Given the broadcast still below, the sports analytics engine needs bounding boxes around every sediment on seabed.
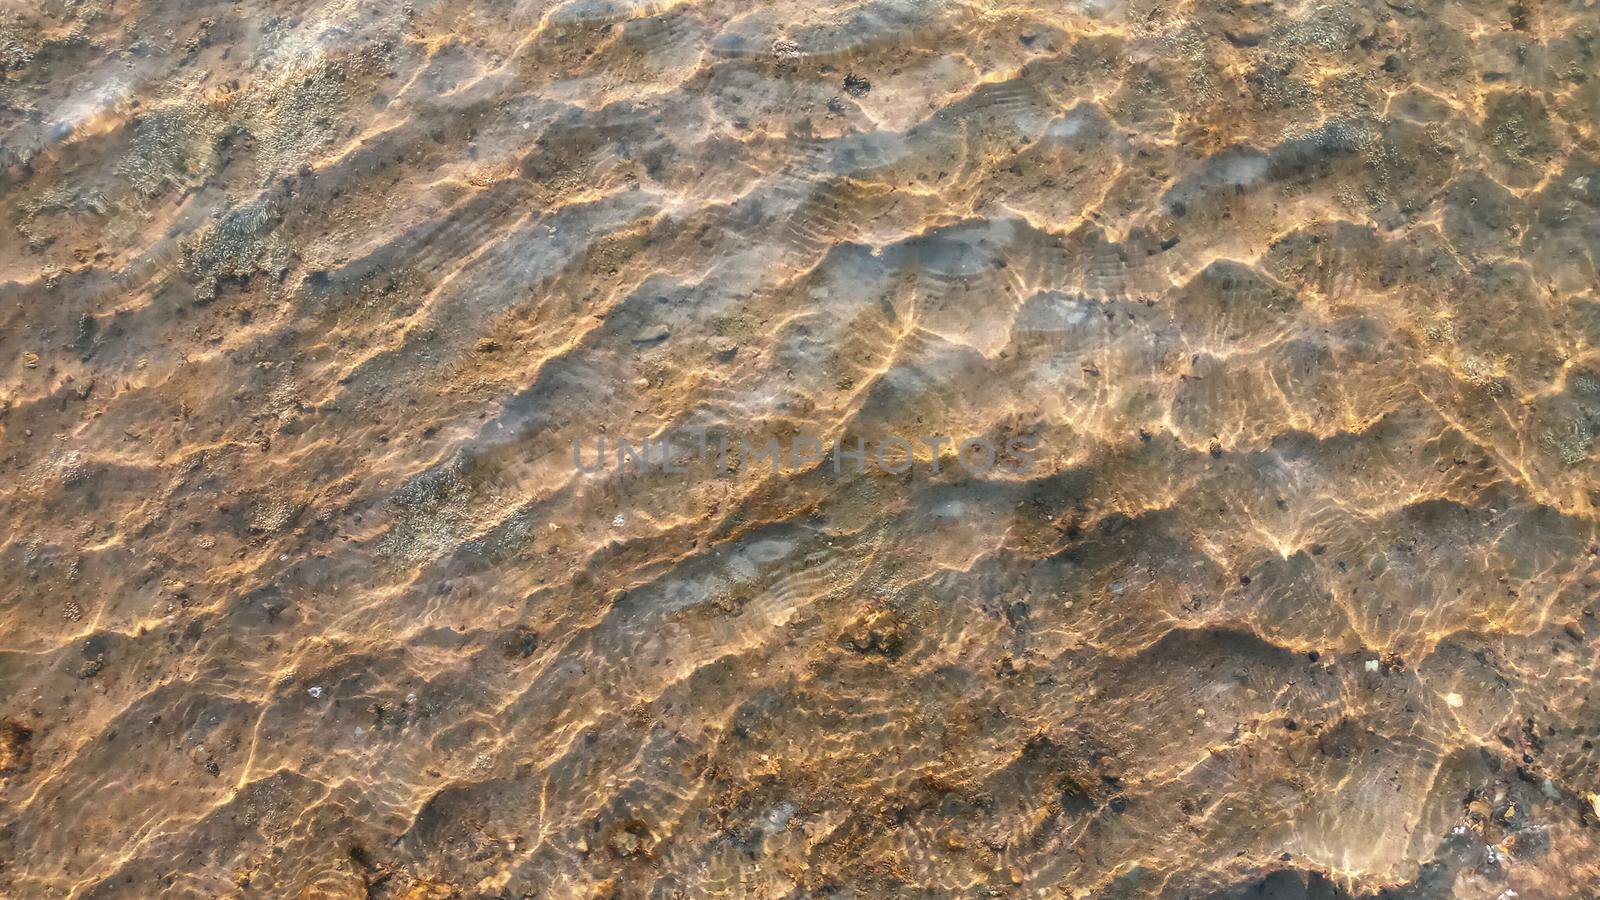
[1,0,1599,896]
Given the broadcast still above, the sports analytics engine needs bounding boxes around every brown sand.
[2,0,1600,896]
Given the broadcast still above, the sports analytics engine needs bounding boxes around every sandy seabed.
[3,0,1600,897]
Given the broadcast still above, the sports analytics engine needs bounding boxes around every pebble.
[609,830,641,856]
[308,686,325,699]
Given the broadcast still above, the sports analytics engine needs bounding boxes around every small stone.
[1364,659,1381,673]
[22,352,39,369]
[308,686,325,699]
[611,831,638,854]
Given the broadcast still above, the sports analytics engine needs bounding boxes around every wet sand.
[2,0,1600,896]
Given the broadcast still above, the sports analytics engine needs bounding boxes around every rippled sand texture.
[3,0,1600,896]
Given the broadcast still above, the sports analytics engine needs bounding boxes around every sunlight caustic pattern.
[2,0,1600,896]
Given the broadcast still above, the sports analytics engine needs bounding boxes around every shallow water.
[2,0,1600,897]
